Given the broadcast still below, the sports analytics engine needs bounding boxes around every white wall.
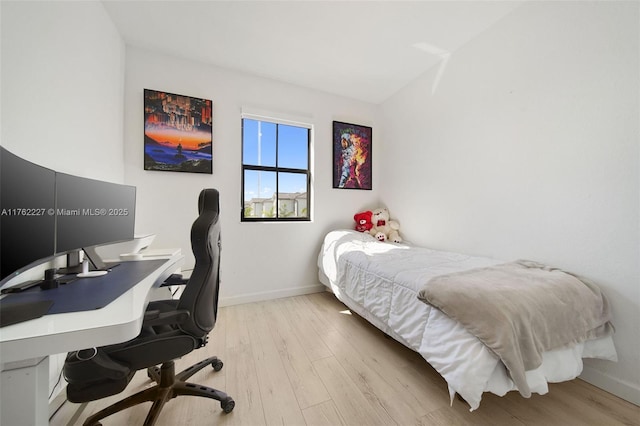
[380,1,639,404]
[123,47,379,306]
[1,0,125,181]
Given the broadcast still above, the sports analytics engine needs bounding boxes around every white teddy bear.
[369,207,402,243]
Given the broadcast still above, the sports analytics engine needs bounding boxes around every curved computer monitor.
[54,172,136,256]
[0,148,136,283]
[0,147,56,282]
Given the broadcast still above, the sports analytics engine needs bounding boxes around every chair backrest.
[176,188,221,338]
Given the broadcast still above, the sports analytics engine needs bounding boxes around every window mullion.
[275,124,279,219]
[244,164,278,173]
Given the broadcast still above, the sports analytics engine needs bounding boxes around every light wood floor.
[51,292,639,426]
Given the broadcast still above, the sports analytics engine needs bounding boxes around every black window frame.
[241,117,311,222]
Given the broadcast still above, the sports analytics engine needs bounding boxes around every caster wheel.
[212,360,223,371]
[221,398,235,413]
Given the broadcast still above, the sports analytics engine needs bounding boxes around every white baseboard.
[219,284,326,307]
[580,365,640,406]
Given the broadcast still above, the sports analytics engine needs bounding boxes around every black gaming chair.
[63,188,234,426]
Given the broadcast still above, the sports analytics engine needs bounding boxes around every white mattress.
[317,230,617,410]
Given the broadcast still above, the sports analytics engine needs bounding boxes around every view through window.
[241,117,311,221]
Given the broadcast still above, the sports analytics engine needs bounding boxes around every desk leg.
[1,356,50,426]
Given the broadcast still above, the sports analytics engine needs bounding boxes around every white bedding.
[317,229,618,410]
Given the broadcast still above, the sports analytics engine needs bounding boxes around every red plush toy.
[354,210,373,233]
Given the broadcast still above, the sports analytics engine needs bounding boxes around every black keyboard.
[0,300,54,327]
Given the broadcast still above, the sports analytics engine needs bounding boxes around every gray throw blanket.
[417,260,614,397]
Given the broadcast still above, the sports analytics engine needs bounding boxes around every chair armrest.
[161,273,188,287]
[143,309,190,327]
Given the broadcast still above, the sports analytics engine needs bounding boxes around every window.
[241,115,311,221]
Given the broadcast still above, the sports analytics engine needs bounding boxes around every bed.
[317,229,617,411]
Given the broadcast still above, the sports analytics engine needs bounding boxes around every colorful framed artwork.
[143,89,213,173]
[332,121,372,190]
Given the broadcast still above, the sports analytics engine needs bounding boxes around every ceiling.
[102,0,523,104]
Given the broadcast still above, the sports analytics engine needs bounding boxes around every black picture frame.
[143,89,213,174]
[332,121,372,190]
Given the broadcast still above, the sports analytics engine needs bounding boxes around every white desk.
[0,254,183,426]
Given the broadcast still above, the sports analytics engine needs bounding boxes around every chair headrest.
[198,189,220,216]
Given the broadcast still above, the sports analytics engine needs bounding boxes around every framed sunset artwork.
[143,89,213,174]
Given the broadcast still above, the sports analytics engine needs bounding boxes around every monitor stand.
[56,250,84,274]
[82,246,108,271]
[77,270,108,278]
[76,259,108,278]
[57,248,111,275]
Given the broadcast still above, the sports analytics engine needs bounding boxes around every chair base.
[82,356,234,426]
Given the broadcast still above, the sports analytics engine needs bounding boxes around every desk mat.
[0,259,167,316]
